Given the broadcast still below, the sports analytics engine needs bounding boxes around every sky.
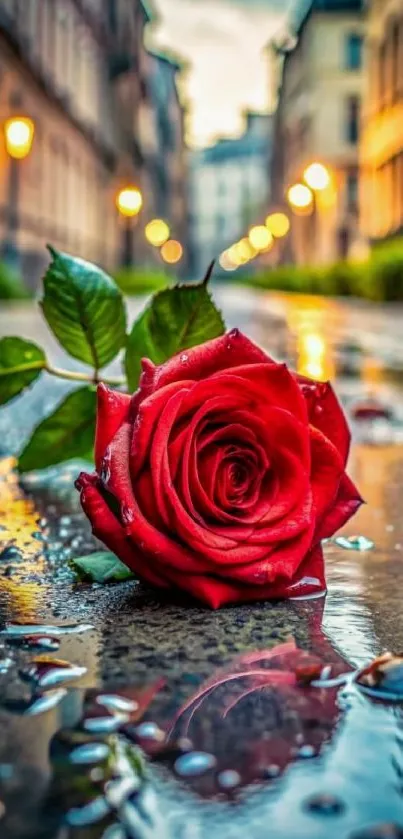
[150,0,295,147]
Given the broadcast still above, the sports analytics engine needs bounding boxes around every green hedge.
[0,262,30,300]
[243,238,403,303]
[113,267,171,296]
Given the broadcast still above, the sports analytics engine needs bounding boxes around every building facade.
[270,0,365,265]
[139,49,189,272]
[0,0,152,289]
[189,112,272,278]
[360,0,403,242]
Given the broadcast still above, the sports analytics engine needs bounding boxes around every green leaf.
[18,386,96,473]
[125,282,225,390]
[41,247,127,369]
[70,551,135,583]
[0,337,46,405]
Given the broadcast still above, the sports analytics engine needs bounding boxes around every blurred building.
[139,49,189,273]
[189,112,273,278]
[0,0,156,289]
[360,0,403,243]
[270,0,365,265]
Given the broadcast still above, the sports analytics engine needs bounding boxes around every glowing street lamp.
[303,162,330,192]
[161,239,183,265]
[2,115,36,270]
[116,186,143,218]
[145,218,170,247]
[4,116,35,160]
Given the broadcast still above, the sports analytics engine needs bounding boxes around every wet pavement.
[1,288,403,837]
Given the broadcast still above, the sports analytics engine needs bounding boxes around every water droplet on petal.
[174,751,217,778]
[66,796,111,827]
[297,744,316,759]
[334,535,374,552]
[69,742,110,765]
[304,793,345,815]
[97,694,139,714]
[217,769,241,790]
[180,353,189,363]
[134,722,165,742]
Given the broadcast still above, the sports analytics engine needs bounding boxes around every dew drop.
[69,742,110,765]
[7,634,60,653]
[174,751,217,778]
[334,535,374,552]
[82,714,125,734]
[134,721,165,742]
[180,353,189,363]
[304,793,345,815]
[20,657,87,688]
[3,689,67,716]
[217,769,241,790]
[0,657,12,674]
[66,796,111,827]
[96,694,139,714]
[297,744,316,759]
[1,621,94,637]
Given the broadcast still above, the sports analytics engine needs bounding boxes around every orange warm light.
[161,239,183,264]
[287,183,313,211]
[304,162,331,192]
[4,116,35,159]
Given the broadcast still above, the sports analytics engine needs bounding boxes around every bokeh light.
[248,225,273,251]
[304,162,330,192]
[219,250,237,271]
[145,218,170,247]
[116,187,143,217]
[161,239,183,264]
[4,116,35,159]
[287,183,313,211]
[265,212,290,238]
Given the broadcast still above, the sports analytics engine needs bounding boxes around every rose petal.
[315,473,363,541]
[95,385,131,471]
[297,376,350,466]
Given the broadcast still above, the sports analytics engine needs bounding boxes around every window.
[346,169,358,213]
[345,34,363,70]
[345,95,360,144]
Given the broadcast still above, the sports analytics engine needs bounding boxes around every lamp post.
[2,116,35,270]
[116,186,143,267]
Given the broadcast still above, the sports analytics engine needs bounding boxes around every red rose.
[76,330,362,609]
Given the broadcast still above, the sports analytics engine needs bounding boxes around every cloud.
[151,0,290,145]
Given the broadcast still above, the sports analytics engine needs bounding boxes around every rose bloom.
[76,330,362,609]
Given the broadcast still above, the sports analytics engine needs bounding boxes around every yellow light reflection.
[298,331,327,381]
[265,212,290,238]
[0,457,49,619]
[248,225,273,251]
[145,218,170,247]
[116,186,143,217]
[235,238,257,263]
[4,116,35,159]
[303,162,330,192]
